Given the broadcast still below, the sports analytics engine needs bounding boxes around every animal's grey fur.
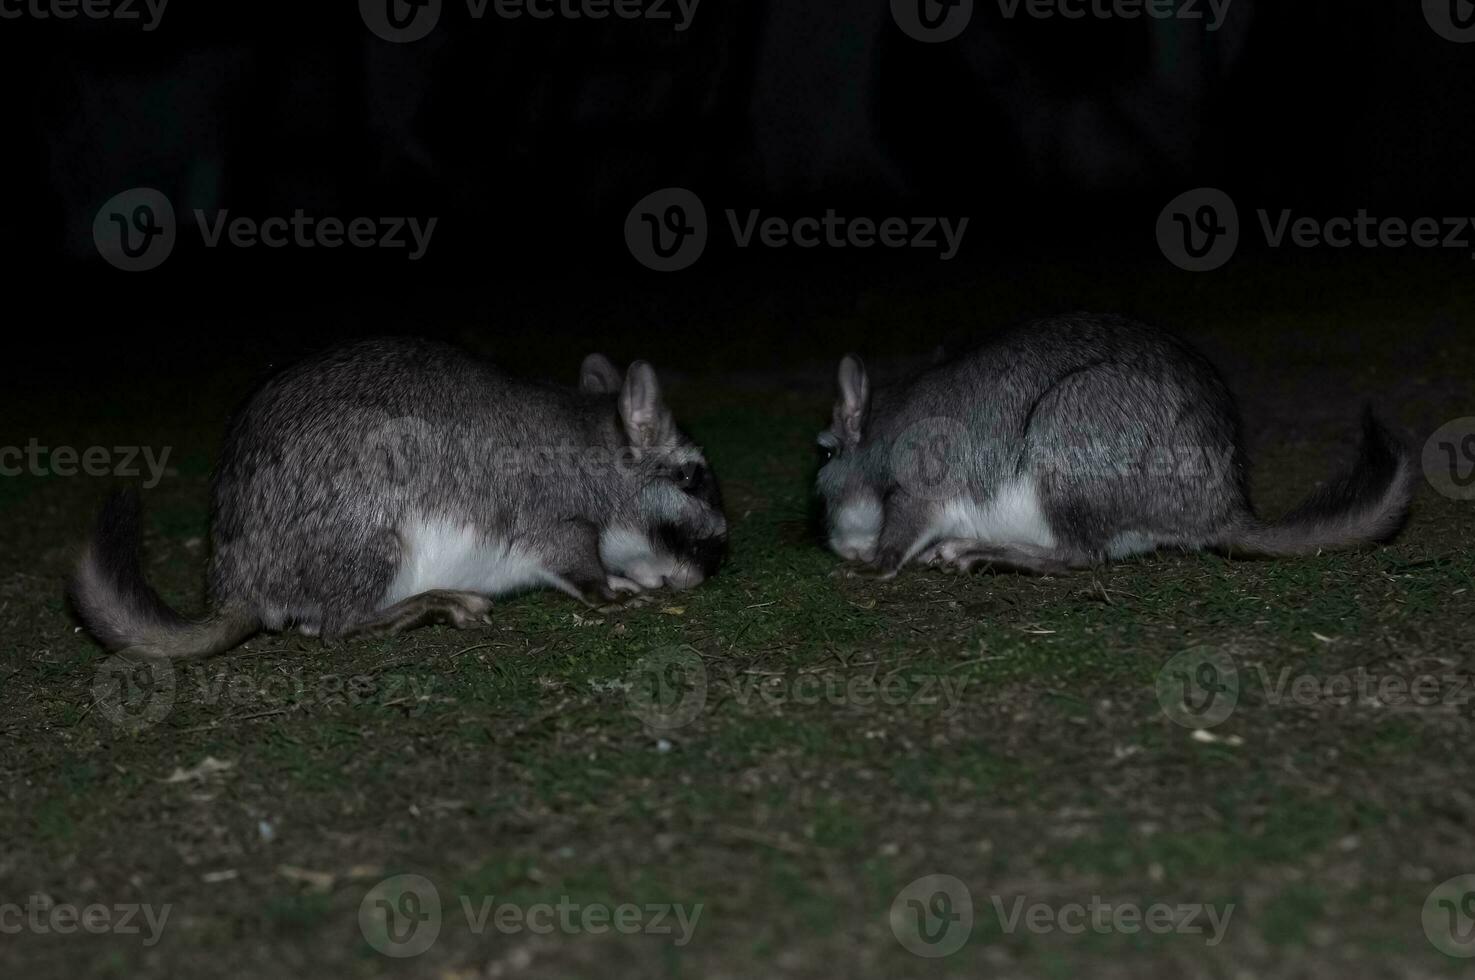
[816,313,1415,576]
[71,337,727,658]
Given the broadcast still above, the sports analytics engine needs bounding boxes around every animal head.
[581,353,728,589]
[815,354,885,563]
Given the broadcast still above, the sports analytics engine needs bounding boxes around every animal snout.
[663,566,706,591]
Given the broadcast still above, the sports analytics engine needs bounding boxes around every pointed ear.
[834,353,870,446]
[579,353,623,395]
[619,361,676,449]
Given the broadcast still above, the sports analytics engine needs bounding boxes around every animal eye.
[674,462,706,493]
[817,442,836,465]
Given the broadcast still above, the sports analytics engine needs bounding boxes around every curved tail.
[69,491,259,659]
[1223,409,1416,558]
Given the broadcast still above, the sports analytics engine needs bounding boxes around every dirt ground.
[2,254,1472,978]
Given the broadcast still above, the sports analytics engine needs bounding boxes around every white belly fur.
[923,475,1056,554]
[382,516,557,607]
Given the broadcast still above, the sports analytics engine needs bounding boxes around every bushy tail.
[1224,409,1416,558]
[69,491,258,659]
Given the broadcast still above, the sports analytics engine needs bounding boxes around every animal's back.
[886,315,1250,554]
[205,338,589,626]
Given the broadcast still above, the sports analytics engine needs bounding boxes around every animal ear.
[619,361,677,449]
[834,353,870,446]
[579,353,623,395]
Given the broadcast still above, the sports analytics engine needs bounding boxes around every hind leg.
[926,539,1089,576]
[343,590,494,638]
[295,524,403,641]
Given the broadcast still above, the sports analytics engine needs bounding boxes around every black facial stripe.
[691,471,723,512]
[653,521,728,580]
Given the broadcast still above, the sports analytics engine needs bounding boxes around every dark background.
[0,0,1470,391]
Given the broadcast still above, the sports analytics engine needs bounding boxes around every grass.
[2,259,1474,978]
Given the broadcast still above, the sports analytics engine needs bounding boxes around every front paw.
[585,577,660,613]
[845,548,905,581]
[846,566,898,581]
[606,575,646,595]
